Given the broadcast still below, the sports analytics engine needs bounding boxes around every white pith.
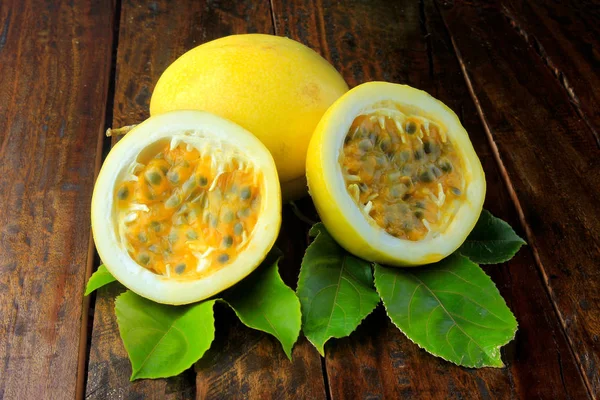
[317,82,485,265]
[92,110,281,304]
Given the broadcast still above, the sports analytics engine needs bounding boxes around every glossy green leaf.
[84,264,116,296]
[374,254,517,367]
[224,254,301,359]
[459,210,526,264]
[115,291,216,380]
[297,223,380,355]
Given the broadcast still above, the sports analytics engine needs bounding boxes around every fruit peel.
[149,34,349,200]
[306,82,486,266]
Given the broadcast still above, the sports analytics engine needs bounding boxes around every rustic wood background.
[0,0,598,399]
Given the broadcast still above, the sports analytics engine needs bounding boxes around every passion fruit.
[306,82,485,266]
[92,110,281,304]
[149,34,349,200]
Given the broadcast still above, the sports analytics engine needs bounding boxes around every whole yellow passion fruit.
[306,82,486,266]
[150,34,349,200]
[92,110,281,304]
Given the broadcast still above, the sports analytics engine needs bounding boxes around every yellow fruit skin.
[306,82,486,266]
[92,111,281,305]
[150,34,349,200]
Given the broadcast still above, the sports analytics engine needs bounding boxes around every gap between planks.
[76,0,123,399]
[437,5,595,398]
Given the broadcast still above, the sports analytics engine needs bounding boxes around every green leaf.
[374,254,517,368]
[115,291,216,380]
[459,210,526,264]
[297,223,380,355]
[84,265,116,295]
[224,254,301,359]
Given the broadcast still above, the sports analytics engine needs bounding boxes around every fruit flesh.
[115,139,261,280]
[341,103,465,241]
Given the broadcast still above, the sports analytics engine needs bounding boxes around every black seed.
[138,233,148,243]
[390,184,408,198]
[402,193,412,201]
[359,139,373,151]
[376,154,387,166]
[380,139,391,152]
[406,121,417,135]
[240,187,252,200]
[148,245,159,253]
[222,235,233,248]
[414,210,424,219]
[146,171,162,185]
[234,222,244,236]
[149,221,161,232]
[415,201,426,209]
[218,253,230,263]
[451,187,462,196]
[401,165,412,176]
[175,263,186,274]
[423,142,433,154]
[414,148,424,160]
[117,187,129,200]
[159,165,169,174]
[369,132,377,143]
[198,175,208,186]
[432,166,443,178]
[186,230,198,240]
[438,159,453,173]
[399,150,411,163]
[419,170,435,183]
[168,232,178,243]
[358,182,368,192]
[137,253,150,265]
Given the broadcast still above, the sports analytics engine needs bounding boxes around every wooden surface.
[0,0,597,399]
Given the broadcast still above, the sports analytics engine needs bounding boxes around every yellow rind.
[92,110,281,304]
[149,34,349,200]
[306,82,486,266]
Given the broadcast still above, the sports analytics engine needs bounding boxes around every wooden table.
[1,0,598,398]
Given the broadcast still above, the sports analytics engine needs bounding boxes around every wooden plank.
[195,204,327,400]
[271,0,590,398]
[439,1,600,396]
[496,0,600,146]
[0,0,114,398]
[85,1,326,398]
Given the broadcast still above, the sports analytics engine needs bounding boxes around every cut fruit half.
[92,110,281,304]
[306,82,486,266]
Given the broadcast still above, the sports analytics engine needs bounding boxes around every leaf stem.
[289,201,318,226]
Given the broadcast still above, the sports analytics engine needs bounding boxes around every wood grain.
[194,205,326,400]
[439,0,600,396]
[272,0,590,398]
[86,1,326,398]
[0,0,114,398]
[496,0,600,146]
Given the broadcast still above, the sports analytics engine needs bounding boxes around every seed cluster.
[342,110,464,241]
[115,140,261,278]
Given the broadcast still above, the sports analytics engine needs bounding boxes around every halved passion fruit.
[92,110,281,304]
[306,82,485,266]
